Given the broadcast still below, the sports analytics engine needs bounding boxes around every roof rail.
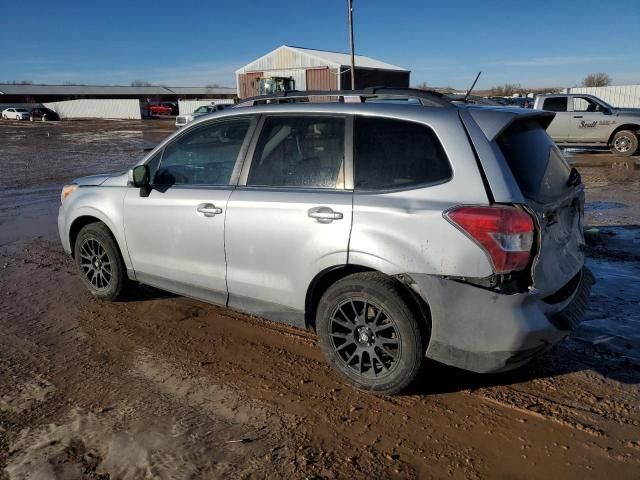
[236,86,456,108]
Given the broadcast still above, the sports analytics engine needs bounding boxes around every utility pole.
[348,0,356,90]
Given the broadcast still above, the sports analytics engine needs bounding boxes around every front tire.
[610,130,639,156]
[316,273,425,395]
[74,223,127,301]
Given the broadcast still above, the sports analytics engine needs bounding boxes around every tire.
[610,130,639,156]
[316,272,425,394]
[73,223,127,301]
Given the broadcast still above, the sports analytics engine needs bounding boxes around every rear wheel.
[610,130,639,156]
[316,273,425,394]
[74,223,127,300]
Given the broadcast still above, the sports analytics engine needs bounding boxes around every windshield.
[194,106,208,113]
[16,108,28,112]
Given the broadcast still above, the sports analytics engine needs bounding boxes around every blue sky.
[1,0,638,89]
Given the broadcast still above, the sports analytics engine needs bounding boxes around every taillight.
[445,205,535,273]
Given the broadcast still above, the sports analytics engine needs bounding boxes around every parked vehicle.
[507,97,534,108]
[2,107,30,120]
[30,107,60,121]
[150,102,178,116]
[534,93,640,156]
[446,94,501,106]
[58,89,592,394]
[175,104,231,127]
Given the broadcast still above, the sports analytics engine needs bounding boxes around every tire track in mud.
[2,238,640,478]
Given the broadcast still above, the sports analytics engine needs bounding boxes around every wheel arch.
[608,123,640,144]
[69,216,127,268]
[305,265,432,345]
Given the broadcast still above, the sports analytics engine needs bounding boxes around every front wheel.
[74,223,128,300]
[316,273,425,394]
[610,130,639,156]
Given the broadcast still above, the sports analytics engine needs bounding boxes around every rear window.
[542,97,567,112]
[497,119,572,203]
[354,116,452,190]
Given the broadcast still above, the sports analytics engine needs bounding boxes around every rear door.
[225,114,353,325]
[496,117,585,294]
[539,96,571,142]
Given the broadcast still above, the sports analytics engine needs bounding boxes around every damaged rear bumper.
[406,267,594,373]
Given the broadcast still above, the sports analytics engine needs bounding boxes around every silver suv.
[58,89,593,394]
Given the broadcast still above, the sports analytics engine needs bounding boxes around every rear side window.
[247,116,345,189]
[542,97,567,112]
[497,119,572,204]
[354,117,451,190]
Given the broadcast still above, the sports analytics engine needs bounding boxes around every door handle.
[308,206,343,223]
[197,203,223,217]
[573,115,583,118]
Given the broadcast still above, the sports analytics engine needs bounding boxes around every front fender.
[61,186,133,272]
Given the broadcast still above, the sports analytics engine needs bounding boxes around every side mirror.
[132,164,150,188]
[603,108,612,115]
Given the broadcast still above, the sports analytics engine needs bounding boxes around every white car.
[175,104,232,127]
[2,108,30,120]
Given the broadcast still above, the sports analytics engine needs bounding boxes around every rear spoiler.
[457,107,556,205]
[461,106,555,141]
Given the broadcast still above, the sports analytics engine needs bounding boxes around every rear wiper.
[566,167,581,187]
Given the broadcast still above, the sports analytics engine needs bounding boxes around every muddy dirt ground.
[0,119,639,479]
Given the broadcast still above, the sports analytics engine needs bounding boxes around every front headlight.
[61,184,78,204]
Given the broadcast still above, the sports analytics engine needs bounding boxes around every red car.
[149,103,177,116]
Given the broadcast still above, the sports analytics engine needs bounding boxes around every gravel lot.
[1,119,639,479]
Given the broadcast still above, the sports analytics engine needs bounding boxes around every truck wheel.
[316,272,424,395]
[610,130,639,156]
[74,223,128,301]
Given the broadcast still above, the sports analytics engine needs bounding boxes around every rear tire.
[74,223,127,301]
[316,272,425,395]
[610,130,639,156]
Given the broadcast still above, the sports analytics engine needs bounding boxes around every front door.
[123,117,254,304]
[225,114,353,326]
[568,96,610,142]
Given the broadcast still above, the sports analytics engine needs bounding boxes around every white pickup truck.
[533,93,640,156]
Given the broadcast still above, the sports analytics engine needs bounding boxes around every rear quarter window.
[497,119,572,204]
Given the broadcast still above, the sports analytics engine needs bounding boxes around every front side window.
[542,97,568,112]
[154,118,250,186]
[354,116,452,190]
[247,116,345,189]
[573,97,606,113]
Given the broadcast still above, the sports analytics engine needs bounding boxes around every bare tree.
[4,80,34,84]
[130,80,153,87]
[582,73,611,88]
[412,82,429,91]
[491,83,522,97]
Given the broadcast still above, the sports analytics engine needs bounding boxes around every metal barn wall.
[238,47,332,73]
[567,85,640,108]
[43,99,141,119]
[306,67,338,90]
[178,99,235,116]
[238,72,263,98]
